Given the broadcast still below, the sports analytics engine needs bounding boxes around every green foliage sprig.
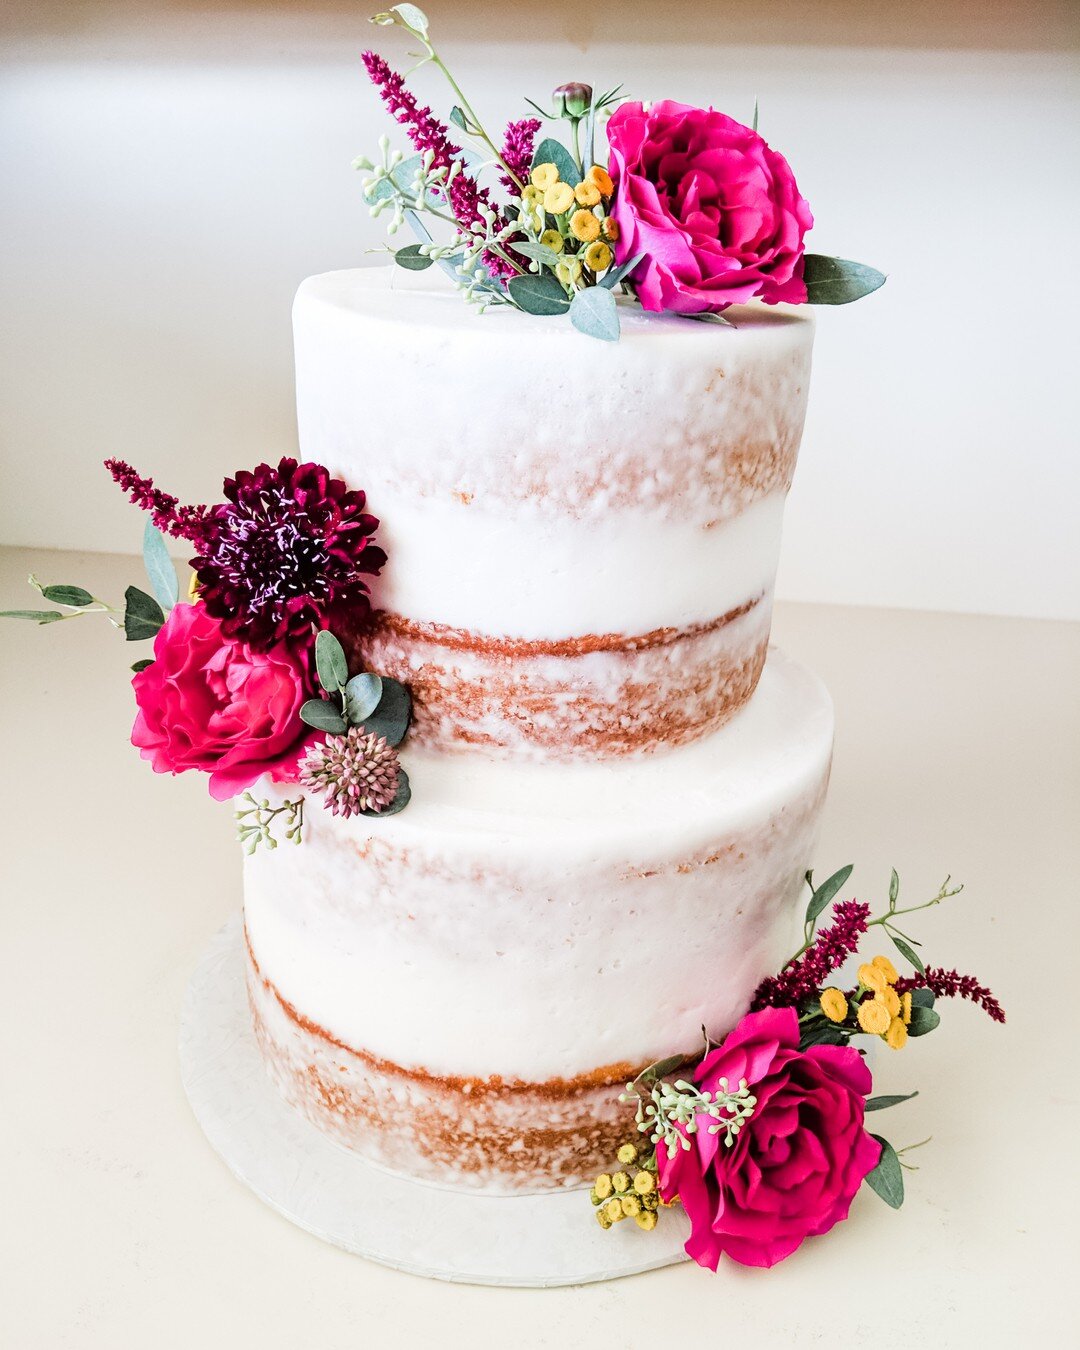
[235,793,305,853]
[299,629,413,746]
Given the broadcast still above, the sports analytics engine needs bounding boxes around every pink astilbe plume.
[499,116,540,195]
[361,50,493,230]
[751,900,871,1010]
[105,458,212,547]
[895,966,1006,1023]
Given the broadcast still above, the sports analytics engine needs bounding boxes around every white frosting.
[243,650,833,1081]
[293,267,814,640]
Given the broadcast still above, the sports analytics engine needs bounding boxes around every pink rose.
[658,1007,880,1269]
[131,602,311,801]
[607,100,813,314]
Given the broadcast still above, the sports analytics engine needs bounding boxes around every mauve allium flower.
[131,603,310,801]
[658,1007,880,1269]
[607,100,814,313]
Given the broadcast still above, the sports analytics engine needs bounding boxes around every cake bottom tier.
[242,649,833,1193]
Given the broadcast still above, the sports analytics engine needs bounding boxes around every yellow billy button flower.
[880,985,901,1018]
[635,1210,658,1231]
[819,987,848,1023]
[584,240,612,272]
[539,228,564,254]
[556,259,583,286]
[187,570,202,602]
[858,962,888,995]
[531,162,559,191]
[611,1171,630,1194]
[872,954,900,985]
[857,998,891,1036]
[596,1208,613,1230]
[601,216,620,242]
[616,1143,638,1166]
[521,184,544,207]
[633,1170,655,1196]
[570,209,601,243]
[621,1194,642,1218]
[901,991,913,1025]
[544,182,575,214]
[593,1172,613,1200]
[586,164,615,198]
[886,1016,909,1050]
[574,179,602,207]
[603,1197,624,1224]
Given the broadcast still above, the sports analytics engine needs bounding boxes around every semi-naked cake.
[242,266,833,1192]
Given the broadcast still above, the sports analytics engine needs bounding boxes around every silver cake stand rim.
[178,914,690,1287]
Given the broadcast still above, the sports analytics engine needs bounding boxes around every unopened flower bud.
[553,83,593,119]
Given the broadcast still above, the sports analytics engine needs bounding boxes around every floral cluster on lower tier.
[356,5,884,340]
[590,867,1004,1270]
[0,457,414,842]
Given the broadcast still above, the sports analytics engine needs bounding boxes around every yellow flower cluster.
[521,162,617,287]
[590,1141,663,1231]
[819,955,912,1048]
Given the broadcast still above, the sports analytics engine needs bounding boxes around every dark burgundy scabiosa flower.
[193,458,386,648]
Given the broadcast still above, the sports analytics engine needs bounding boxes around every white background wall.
[2,2,1078,619]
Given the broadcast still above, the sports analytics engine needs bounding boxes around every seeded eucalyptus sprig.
[235,793,305,853]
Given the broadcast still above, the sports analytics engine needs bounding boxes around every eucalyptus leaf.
[299,698,348,736]
[391,3,428,36]
[344,672,384,724]
[123,586,165,641]
[131,658,154,674]
[358,677,413,747]
[142,520,179,610]
[889,867,900,909]
[891,932,926,974]
[865,1091,919,1112]
[315,629,349,694]
[0,609,65,623]
[449,105,468,132]
[804,863,854,927]
[910,987,936,1010]
[394,243,433,272]
[41,584,94,608]
[600,250,646,290]
[531,136,582,187]
[507,273,571,316]
[569,285,620,341]
[865,1136,904,1208]
[802,254,886,305]
[907,1006,941,1038]
[358,767,412,817]
[513,240,564,269]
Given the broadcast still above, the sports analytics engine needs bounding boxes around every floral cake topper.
[358,4,884,339]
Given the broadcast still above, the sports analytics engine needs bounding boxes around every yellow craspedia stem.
[635,1210,658,1231]
[596,1208,613,1230]
[611,1171,630,1194]
[539,229,564,254]
[872,954,900,985]
[616,1143,638,1166]
[593,1172,613,1200]
[570,209,601,243]
[531,162,559,190]
[603,1197,624,1224]
[901,991,913,1025]
[880,986,901,1018]
[885,1016,909,1050]
[858,962,888,995]
[544,182,575,214]
[521,184,545,206]
[633,1170,655,1195]
[621,1195,642,1217]
[586,165,615,197]
[857,998,891,1036]
[584,240,612,272]
[819,987,848,1023]
[574,179,602,207]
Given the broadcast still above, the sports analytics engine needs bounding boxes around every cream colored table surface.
[1,545,1077,1348]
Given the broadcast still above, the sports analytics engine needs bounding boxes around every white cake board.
[178,915,691,1287]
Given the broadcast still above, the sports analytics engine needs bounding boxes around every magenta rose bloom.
[607,100,813,314]
[131,602,310,801]
[657,1007,880,1269]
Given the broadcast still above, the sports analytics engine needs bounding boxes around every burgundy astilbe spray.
[499,116,541,195]
[751,900,871,1010]
[105,459,212,547]
[895,966,1006,1023]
